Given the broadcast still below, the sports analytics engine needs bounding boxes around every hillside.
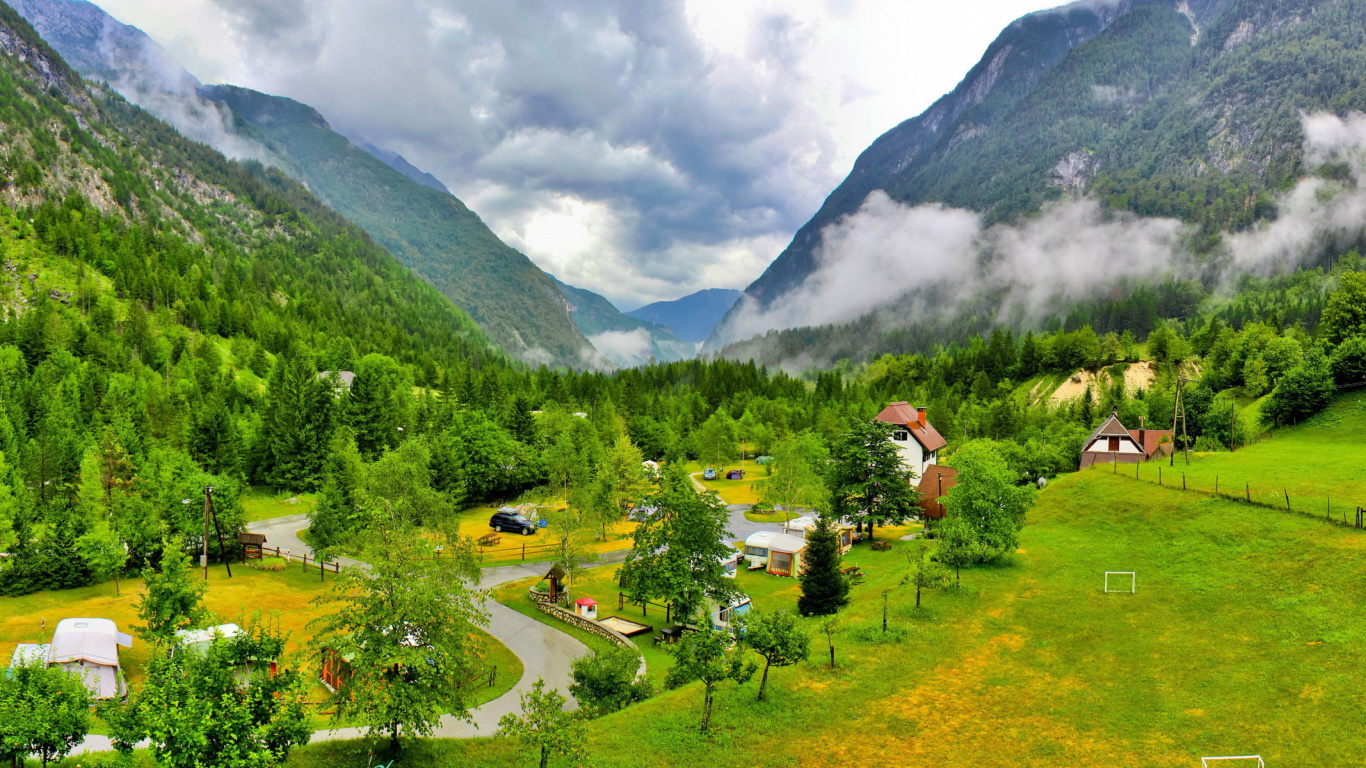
[626,287,740,344]
[709,0,1365,355]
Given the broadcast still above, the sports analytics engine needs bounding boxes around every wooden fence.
[1099,463,1364,531]
[256,539,565,578]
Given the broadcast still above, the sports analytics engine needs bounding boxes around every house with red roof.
[874,402,947,479]
[1079,408,1174,469]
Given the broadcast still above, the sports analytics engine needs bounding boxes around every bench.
[477,532,502,547]
[870,540,893,552]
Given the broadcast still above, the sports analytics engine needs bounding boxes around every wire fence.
[1094,462,1364,531]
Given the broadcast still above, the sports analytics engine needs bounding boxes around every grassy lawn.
[679,459,770,505]
[1140,393,1366,512]
[1,561,521,733]
[241,486,318,523]
[284,469,1366,767]
[453,502,636,567]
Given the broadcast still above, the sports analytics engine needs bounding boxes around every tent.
[47,618,132,700]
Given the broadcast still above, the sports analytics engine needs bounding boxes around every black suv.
[489,510,537,535]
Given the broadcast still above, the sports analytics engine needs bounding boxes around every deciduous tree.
[664,626,756,732]
[828,419,919,541]
[0,660,91,768]
[496,678,586,768]
[736,609,810,701]
[941,442,1034,558]
[568,647,651,715]
[137,536,208,640]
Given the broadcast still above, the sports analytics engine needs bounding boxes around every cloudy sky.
[95,0,1062,308]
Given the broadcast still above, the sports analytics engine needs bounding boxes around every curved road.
[75,516,630,753]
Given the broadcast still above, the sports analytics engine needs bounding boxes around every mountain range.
[9,0,702,369]
[625,288,741,344]
[706,0,1361,359]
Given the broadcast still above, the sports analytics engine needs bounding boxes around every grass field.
[1157,393,1366,513]
[0,561,522,731]
[453,503,637,566]
[281,469,1366,767]
[241,487,318,523]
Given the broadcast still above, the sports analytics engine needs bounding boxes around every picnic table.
[842,565,865,584]
[870,540,893,552]
[477,532,502,547]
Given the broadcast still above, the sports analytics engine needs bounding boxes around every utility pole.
[202,486,210,580]
[206,485,231,579]
[1169,376,1184,467]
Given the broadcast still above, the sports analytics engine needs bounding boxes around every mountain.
[0,0,493,373]
[625,288,741,344]
[349,138,451,195]
[709,0,1357,351]
[548,277,695,365]
[10,0,680,369]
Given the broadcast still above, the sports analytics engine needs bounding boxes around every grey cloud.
[208,0,834,305]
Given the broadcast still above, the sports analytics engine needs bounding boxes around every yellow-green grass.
[292,471,1366,767]
[744,509,796,523]
[0,563,521,730]
[454,503,636,565]
[1140,393,1366,513]
[241,487,318,523]
[680,459,770,505]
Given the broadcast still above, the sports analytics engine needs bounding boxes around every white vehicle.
[46,618,133,700]
[742,530,778,569]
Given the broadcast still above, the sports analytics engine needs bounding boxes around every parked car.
[489,510,537,535]
[702,467,717,480]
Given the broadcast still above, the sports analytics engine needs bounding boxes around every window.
[1108,437,1120,452]
[893,430,909,442]
[771,552,792,575]
[744,546,767,558]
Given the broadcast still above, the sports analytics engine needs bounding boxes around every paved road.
[74,519,633,753]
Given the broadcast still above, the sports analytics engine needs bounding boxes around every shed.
[1079,409,1174,468]
[918,465,960,520]
[238,532,267,560]
[48,618,132,700]
[765,533,809,577]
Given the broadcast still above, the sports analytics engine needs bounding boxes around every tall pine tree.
[797,514,848,616]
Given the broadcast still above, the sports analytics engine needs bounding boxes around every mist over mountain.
[625,288,742,344]
[706,0,1362,361]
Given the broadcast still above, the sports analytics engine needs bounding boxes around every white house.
[875,402,947,479]
[1079,409,1174,468]
[46,618,133,700]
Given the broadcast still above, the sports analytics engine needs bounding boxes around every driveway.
[74,519,634,753]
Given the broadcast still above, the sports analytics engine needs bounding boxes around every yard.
[296,468,1366,767]
[241,486,318,523]
[0,560,522,730]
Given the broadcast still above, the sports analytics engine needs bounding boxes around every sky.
[93,0,1066,309]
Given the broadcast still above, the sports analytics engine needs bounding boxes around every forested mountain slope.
[709,0,1362,355]
[11,0,697,368]
[548,275,695,365]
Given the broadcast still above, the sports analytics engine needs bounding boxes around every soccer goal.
[1201,757,1264,768]
[1103,571,1136,594]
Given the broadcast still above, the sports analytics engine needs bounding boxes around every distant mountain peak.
[626,288,741,344]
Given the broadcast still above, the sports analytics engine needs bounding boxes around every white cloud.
[89,0,1068,307]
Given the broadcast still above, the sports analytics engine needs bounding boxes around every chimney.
[916,406,927,427]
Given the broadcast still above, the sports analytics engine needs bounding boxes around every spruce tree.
[797,514,849,616]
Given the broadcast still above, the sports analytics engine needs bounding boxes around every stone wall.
[528,587,569,607]
[535,601,635,648]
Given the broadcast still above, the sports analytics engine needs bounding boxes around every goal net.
[1103,571,1135,594]
[1201,757,1264,768]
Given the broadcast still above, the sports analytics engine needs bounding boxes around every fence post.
[1215,476,1219,496]
[302,553,308,571]
[522,543,526,562]
[1245,482,1250,503]
[1183,474,1186,491]
[1159,467,1162,486]
[1284,489,1291,512]
[1327,494,1331,520]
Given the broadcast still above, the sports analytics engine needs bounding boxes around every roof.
[1082,412,1139,450]
[175,623,242,648]
[744,531,778,547]
[318,370,356,387]
[1128,429,1174,457]
[8,643,49,668]
[50,618,131,667]
[766,533,808,554]
[875,402,947,452]
[918,465,959,498]
[238,532,267,545]
[575,598,598,606]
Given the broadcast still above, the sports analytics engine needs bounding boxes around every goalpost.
[1201,757,1264,768]
[1103,571,1136,594]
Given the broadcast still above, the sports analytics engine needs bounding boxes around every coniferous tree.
[797,514,849,616]
[347,353,403,460]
